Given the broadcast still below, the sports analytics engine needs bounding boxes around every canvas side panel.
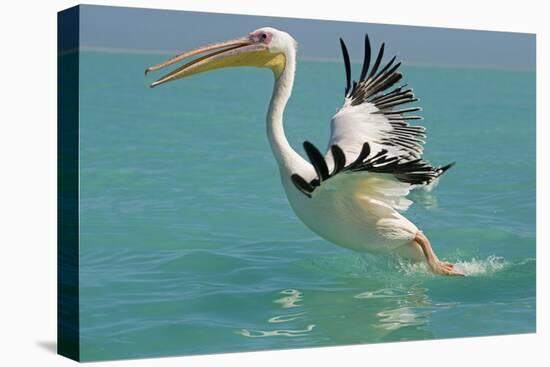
[57,5,80,362]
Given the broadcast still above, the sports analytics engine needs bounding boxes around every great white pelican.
[145,28,464,276]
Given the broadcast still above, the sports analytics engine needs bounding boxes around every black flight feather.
[367,43,385,80]
[331,145,346,175]
[340,38,351,95]
[347,142,371,170]
[290,36,453,198]
[291,174,314,197]
[304,141,330,182]
[359,34,371,82]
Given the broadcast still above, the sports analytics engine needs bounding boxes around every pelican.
[145,27,464,276]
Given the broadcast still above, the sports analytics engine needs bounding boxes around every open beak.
[145,36,279,88]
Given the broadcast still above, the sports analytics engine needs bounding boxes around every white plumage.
[329,102,423,165]
[146,27,463,276]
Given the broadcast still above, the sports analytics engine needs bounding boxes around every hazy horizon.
[76,4,536,70]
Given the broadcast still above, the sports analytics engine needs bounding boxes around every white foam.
[396,255,508,277]
[453,255,508,276]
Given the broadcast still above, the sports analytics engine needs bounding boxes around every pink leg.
[413,231,464,276]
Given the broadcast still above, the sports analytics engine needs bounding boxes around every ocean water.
[77,51,535,361]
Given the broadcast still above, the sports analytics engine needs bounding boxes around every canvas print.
[58,4,536,362]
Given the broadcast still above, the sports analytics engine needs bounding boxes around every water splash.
[453,255,508,276]
[409,186,439,209]
[396,255,508,276]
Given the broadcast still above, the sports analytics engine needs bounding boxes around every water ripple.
[237,289,315,338]
[236,325,316,338]
[274,289,304,308]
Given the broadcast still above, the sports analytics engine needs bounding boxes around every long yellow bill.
[145,36,285,88]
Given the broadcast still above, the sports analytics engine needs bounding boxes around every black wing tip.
[367,41,385,79]
[339,38,351,95]
[359,33,372,82]
[303,140,315,151]
[363,33,371,51]
[303,141,330,182]
[330,144,345,155]
[330,144,347,175]
[347,142,371,170]
[438,162,456,175]
[291,173,313,198]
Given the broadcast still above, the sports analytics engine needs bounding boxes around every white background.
[0,0,547,366]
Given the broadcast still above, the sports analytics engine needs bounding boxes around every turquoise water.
[78,51,535,361]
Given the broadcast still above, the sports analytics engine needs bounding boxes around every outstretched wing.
[291,142,452,200]
[291,34,453,209]
[328,35,426,166]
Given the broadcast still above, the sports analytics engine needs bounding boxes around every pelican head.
[145,27,297,87]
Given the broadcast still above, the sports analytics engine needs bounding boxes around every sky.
[78,4,535,70]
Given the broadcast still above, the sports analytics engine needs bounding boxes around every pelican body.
[146,28,463,276]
